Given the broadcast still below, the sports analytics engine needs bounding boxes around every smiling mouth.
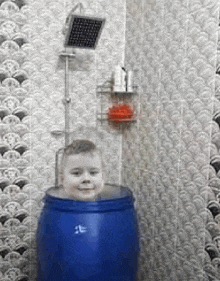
[78,187,96,191]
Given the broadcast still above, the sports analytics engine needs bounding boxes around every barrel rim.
[42,184,134,212]
[45,183,133,202]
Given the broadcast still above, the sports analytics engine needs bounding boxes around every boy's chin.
[64,187,104,201]
[78,188,104,201]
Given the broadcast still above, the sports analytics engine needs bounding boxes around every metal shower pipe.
[55,3,85,185]
[63,2,84,146]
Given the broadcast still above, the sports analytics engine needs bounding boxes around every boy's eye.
[69,170,100,176]
[90,171,98,175]
[71,171,82,175]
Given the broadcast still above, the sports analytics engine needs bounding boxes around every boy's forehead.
[64,151,102,166]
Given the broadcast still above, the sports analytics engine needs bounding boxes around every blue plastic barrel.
[36,185,139,281]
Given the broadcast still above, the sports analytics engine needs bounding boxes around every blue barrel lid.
[43,184,135,213]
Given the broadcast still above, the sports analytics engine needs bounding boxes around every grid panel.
[65,16,105,48]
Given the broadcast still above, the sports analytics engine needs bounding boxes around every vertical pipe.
[55,148,63,187]
[65,55,70,146]
[55,149,60,187]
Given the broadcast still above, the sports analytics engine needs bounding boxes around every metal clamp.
[62,98,71,104]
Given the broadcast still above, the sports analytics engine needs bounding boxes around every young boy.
[37,140,139,281]
[58,139,105,201]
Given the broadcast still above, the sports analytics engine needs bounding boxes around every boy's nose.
[82,179,91,183]
[82,172,91,183]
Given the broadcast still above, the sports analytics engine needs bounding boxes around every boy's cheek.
[99,180,105,191]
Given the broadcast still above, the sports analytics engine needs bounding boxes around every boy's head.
[60,139,104,201]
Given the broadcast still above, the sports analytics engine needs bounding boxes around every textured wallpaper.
[123,0,220,280]
[29,0,126,190]
[1,0,220,280]
[0,0,126,280]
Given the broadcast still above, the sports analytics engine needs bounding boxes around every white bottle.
[114,65,123,92]
[127,71,133,92]
[121,69,126,92]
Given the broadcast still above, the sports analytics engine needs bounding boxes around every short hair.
[59,140,101,182]
[63,139,97,155]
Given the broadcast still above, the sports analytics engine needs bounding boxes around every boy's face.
[61,151,104,201]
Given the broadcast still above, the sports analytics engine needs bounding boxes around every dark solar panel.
[64,15,105,49]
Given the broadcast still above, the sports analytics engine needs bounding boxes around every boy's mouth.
[78,186,96,191]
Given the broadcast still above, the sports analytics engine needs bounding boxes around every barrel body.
[36,186,139,281]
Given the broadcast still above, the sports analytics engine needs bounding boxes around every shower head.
[64,14,105,49]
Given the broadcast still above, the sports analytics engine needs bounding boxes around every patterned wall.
[28,0,126,189]
[0,0,126,280]
[0,0,38,280]
[123,0,220,280]
[2,0,220,280]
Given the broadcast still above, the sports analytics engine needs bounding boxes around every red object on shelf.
[107,103,135,123]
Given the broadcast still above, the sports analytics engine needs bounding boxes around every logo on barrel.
[74,225,87,234]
